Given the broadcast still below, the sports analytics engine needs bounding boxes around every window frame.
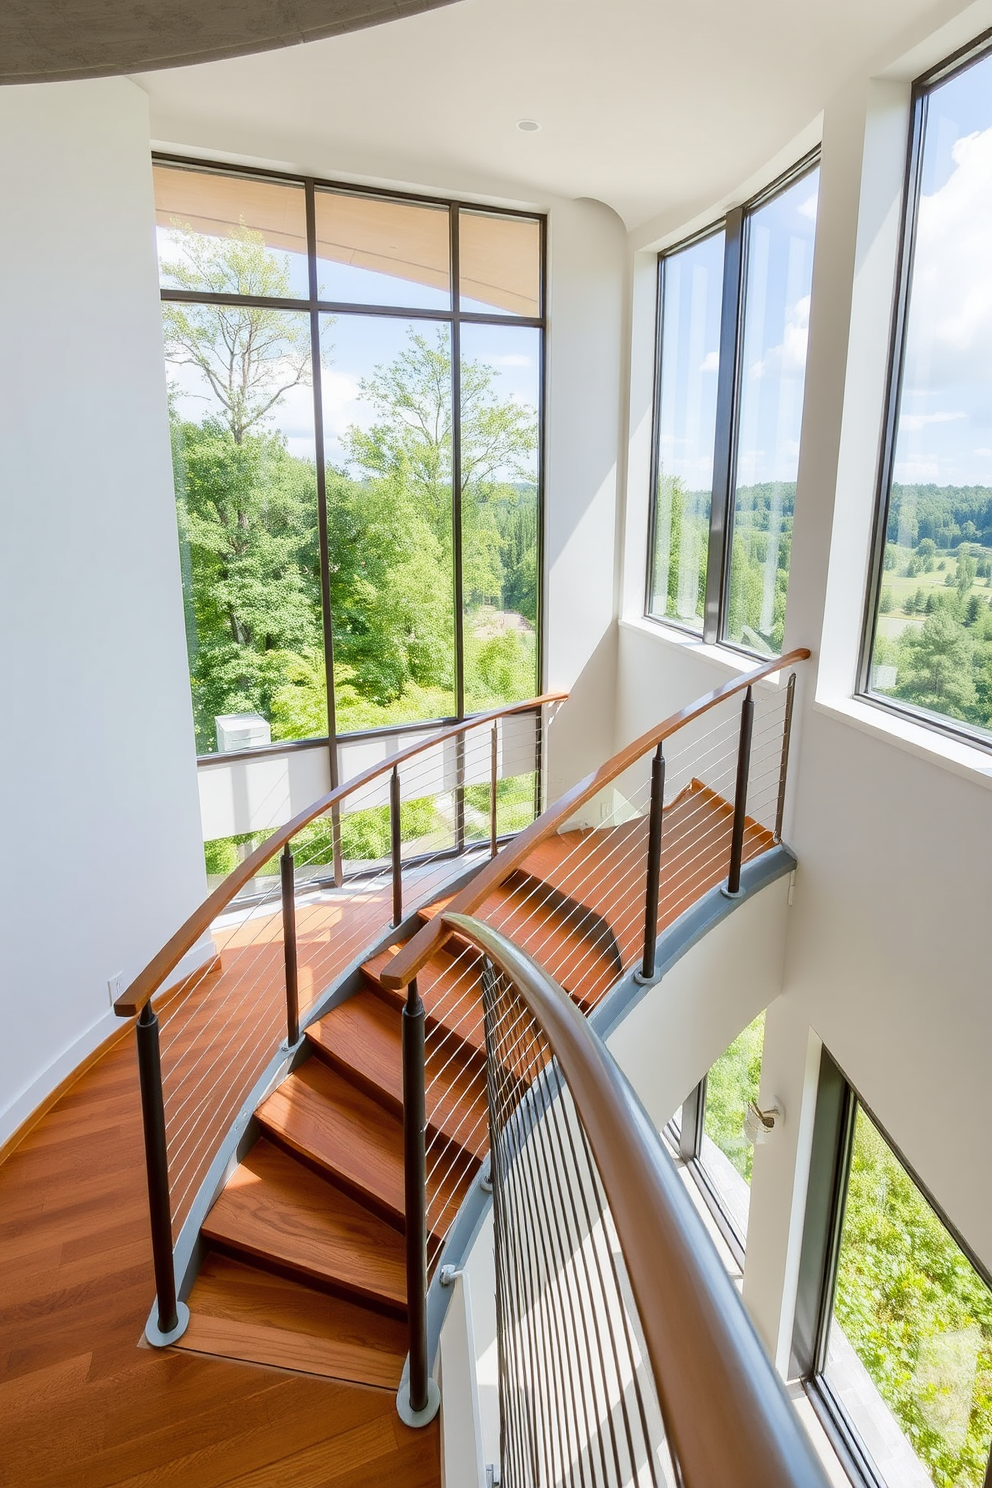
[858,31,992,756]
[666,1073,746,1269]
[645,148,820,655]
[792,1048,992,1488]
[153,151,547,767]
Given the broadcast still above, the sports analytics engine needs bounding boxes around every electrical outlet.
[108,972,124,1007]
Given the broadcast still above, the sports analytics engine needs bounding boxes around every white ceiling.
[137,0,944,233]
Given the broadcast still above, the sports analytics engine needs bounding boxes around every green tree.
[896,610,975,719]
[161,223,311,446]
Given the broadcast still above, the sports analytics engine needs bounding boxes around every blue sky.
[657,169,818,495]
[893,49,992,488]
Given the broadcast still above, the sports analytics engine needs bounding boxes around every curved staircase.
[173,842,630,1386]
[171,778,771,1388]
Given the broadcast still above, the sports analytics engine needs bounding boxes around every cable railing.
[381,649,808,1420]
[447,915,829,1488]
[113,691,565,1345]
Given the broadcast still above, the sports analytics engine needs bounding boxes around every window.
[647,155,819,655]
[154,158,544,757]
[793,1053,992,1488]
[863,39,992,748]
[669,1010,767,1260]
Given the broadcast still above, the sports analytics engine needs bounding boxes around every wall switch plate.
[108,972,124,1007]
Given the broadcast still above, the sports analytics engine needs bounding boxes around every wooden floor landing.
[0,1030,440,1488]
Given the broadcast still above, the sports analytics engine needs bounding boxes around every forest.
[654,474,992,737]
[164,226,540,760]
[872,483,992,736]
[652,476,794,652]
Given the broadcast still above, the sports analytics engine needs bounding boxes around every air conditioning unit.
[215,712,271,753]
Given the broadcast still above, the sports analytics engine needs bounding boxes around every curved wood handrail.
[115,692,566,1018]
[445,913,830,1488]
[380,648,809,990]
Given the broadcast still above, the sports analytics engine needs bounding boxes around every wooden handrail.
[446,913,830,1488]
[114,693,566,1018]
[380,649,809,990]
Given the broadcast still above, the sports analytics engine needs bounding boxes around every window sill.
[619,614,791,688]
[813,694,992,793]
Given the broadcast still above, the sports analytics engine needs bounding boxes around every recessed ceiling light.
[516,119,541,133]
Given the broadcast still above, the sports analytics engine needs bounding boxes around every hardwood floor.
[0,791,769,1485]
[0,1032,439,1488]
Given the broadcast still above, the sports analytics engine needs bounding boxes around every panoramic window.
[154,159,544,755]
[864,41,992,746]
[647,156,819,654]
[671,1010,766,1257]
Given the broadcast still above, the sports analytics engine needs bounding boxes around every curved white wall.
[0,80,209,1143]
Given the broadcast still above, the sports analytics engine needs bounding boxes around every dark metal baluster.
[135,1000,185,1342]
[401,976,438,1421]
[280,843,299,1046]
[725,684,754,897]
[391,765,403,927]
[490,720,499,859]
[773,672,797,843]
[638,744,666,982]
[330,802,344,889]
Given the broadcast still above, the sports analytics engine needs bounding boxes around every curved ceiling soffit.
[0,0,462,86]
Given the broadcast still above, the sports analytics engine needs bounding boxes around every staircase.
[172,780,769,1388]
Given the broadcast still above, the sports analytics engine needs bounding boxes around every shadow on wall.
[545,622,620,806]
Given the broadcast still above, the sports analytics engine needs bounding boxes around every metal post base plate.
[720,884,746,901]
[396,1377,441,1428]
[144,1300,190,1348]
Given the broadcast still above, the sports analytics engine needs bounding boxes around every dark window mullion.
[304,178,339,789]
[704,207,744,645]
[790,1049,855,1381]
[679,1078,706,1163]
[450,204,465,723]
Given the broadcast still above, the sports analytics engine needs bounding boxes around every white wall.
[542,197,627,803]
[0,79,209,1142]
[612,0,992,1373]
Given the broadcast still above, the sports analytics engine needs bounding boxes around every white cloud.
[975,447,992,456]
[893,457,942,482]
[699,350,719,373]
[797,192,818,222]
[485,353,532,368]
[898,409,966,432]
[905,128,992,387]
[750,295,810,380]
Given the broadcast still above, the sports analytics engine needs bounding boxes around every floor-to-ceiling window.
[862,38,992,749]
[647,154,819,655]
[794,1053,992,1488]
[154,158,544,758]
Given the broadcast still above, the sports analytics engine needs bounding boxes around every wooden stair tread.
[256,1060,477,1238]
[419,876,618,1011]
[179,1253,406,1389]
[308,991,489,1159]
[201,1138,406,1313]
[307,990,404,1113]
[363,944,486,1053]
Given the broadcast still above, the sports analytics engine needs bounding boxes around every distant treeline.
[887,484,992,550]
[678,482,992,552]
